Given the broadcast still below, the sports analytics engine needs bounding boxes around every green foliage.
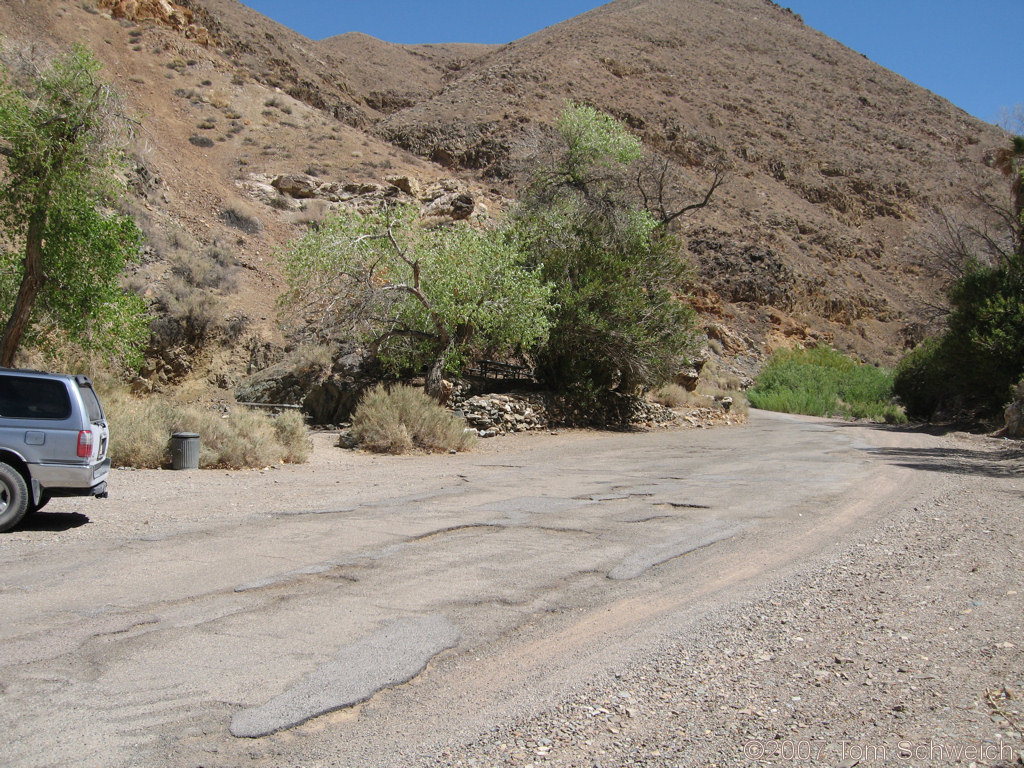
[515,104,697,406]
[749,347,906,423]
[893,338,959,419]
[0,43,149,369]
[351,384,476,454]
[895,252,1024,418]
[280,203,551,379]
[894,134,1024,420]
[554,102,643,188]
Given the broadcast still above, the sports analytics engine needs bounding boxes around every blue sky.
[240,0,1020,124]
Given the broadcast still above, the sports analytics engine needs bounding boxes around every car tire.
[0,461,30,533]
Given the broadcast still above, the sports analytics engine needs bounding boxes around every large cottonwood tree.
[0,44,147,368]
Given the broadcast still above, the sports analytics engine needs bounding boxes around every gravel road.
[1,413,1021,768]
[423,429,1024,768]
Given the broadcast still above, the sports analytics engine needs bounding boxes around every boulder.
[674,348,710,391]
[272,174,319,199]
[384,175,421,197]
[423,191,475,220]
[235,347,380,426]
[1001,381,1024,438]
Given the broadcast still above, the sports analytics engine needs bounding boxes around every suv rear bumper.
[30,458,110,497]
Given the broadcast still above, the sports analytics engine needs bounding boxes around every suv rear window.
[0,376,72,420]
[79,383,104,422]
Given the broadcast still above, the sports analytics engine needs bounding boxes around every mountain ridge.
[0,0,1009,399]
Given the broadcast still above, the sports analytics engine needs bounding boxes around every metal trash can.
[169,432,200,470]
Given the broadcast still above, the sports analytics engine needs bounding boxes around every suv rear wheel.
[0,461,30,533]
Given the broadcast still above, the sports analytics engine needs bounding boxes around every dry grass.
[351,384,476,454]
[652,383,705,409]
[651,372,750,418]
[100,382,311,468]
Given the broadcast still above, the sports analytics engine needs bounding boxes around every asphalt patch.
[230,614,460,737]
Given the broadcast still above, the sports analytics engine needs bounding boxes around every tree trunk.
[425,355,451,405]
[0,204,48,367]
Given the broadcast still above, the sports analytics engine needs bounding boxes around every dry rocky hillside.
[0,0,1010,413]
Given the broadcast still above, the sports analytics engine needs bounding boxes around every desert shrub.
[189,134,214,148]
[101,382,311,468]
[724,393,750,418]
[147,246,240,353]
[749,346,906,423]
[150,287,225,349]
[272,410,312,463]
[168,246,237,291]
[652,379,749,418]
[351,384,475,454]
[698,358,744,392]
[652,383,703,408]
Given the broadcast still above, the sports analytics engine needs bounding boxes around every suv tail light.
[77,430,94,458]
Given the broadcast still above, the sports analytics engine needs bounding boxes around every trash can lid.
[171,432,200,439]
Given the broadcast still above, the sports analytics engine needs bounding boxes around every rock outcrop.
[240,173,483,221]
[1001,381,1024,439]
[235,347,380,426]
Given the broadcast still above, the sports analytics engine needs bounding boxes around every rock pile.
[542,394,682,429]
[455,393,549,437]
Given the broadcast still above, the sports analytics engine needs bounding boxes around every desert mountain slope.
[0,0,1010,397]
[377,0,1008,362]
[315,33,496,117]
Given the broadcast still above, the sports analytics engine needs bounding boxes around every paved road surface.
[0,411,941,766]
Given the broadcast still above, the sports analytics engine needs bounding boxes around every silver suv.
[0,369,110,532]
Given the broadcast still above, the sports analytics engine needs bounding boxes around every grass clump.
[652,383,702,409]
[351,384,475,454]
[749,346,906,423]
[101,383,311,468]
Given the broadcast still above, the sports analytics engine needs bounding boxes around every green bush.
[513,104,698,408]
[749,347,906,423]
[895,253,1024,420]
[351,384,475,454]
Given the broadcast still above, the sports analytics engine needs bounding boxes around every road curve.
[0,411,945,767]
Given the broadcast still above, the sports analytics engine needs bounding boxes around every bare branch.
[636,153,728,228]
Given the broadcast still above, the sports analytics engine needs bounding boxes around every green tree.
[894,134,1024,418]
[0,43,148,369]
[513,104,699,414]
[280,203,552,400]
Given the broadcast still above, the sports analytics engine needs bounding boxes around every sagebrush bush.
[652,383,702,408]
[651,380,749,418]
[351,384,475,454]
[100,382,311,468]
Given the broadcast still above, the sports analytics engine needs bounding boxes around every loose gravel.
[424,434,1024,768]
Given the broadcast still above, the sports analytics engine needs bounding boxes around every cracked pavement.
[0,411,949,767]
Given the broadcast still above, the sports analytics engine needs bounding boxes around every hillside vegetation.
[0,0,1012,422]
